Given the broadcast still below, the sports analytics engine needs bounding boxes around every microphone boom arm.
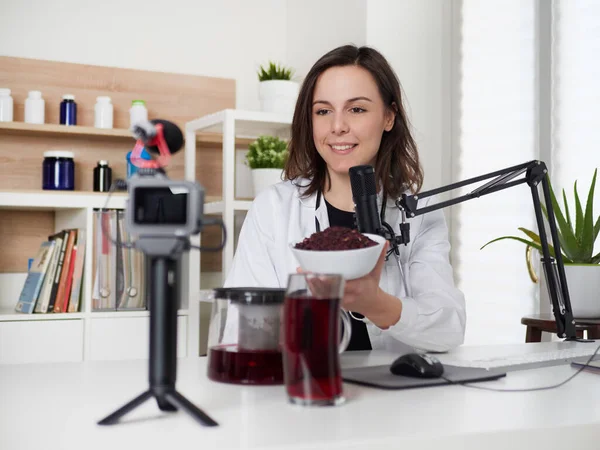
[396,160,577,340]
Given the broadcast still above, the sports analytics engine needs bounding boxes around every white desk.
[1,341,599,450]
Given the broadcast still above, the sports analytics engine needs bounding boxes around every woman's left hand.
[342,242,403,329]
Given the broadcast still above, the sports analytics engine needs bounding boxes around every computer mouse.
[390,353,444,378]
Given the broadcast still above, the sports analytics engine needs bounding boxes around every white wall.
[286,0,367,78]
[0,0,288,110]
[366,0,451,190]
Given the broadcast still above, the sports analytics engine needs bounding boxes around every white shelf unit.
[185,109,292,287]
[0,190,222,364]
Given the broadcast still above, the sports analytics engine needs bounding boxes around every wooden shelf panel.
[0,121,253,145]
[0,122,132,138]
[0,56,235,132]
[0,209,56,273]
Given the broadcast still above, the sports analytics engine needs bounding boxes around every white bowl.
[290,233,387,280]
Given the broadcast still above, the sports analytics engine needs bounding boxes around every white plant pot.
[259,80,299,115]
[564,264,600,318]
[251,168,283,197]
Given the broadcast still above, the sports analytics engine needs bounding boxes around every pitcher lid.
[213,287,285,305]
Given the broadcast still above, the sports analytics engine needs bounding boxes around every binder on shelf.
[15,240,56,314]
[116,210,146,311]
[92,210,117,311]
[92,210,146,312]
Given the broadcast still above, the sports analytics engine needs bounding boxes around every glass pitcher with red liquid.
[206,287,286,385]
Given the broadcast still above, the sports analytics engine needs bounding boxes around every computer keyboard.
[441,346,600,372]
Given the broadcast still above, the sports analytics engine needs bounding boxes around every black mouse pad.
[342,364,506,389]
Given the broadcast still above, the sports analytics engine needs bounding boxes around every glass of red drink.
[282,273,351,406]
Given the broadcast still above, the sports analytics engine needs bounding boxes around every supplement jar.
[42,151,75,190]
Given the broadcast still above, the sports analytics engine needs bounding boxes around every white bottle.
[129,99,148,128]
[0,88,13,122]
[94,96,114,129]
[24,90,45,124]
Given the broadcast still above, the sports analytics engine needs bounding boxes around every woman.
[224,45,466,353]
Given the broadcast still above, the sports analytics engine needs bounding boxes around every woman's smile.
[329,142,358,155]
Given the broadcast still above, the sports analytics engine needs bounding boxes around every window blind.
[551,0,600,226]
[452,0,538,345]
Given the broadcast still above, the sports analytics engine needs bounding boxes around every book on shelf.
[15,241,56,314]
[68,230,86,313]
[46,231,69,313]
[16,228,86,314]
[35,235,63,313]
[53,229,76,313]
[92,210,146,312]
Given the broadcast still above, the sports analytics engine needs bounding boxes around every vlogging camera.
[125,170,205,239]
[97,119,222,429]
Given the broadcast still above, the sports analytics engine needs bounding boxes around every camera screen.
[133,186,188,225]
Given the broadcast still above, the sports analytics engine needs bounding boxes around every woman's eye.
[315,109,330,116]
[350,107,366,113]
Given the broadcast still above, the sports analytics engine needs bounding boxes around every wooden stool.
[521,314,600,342]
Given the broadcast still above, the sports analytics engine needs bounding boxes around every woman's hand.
[342,242,403,329]
[295,242,403,329]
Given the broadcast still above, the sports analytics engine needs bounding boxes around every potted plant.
[481,169,600,318]
[246,135,288,196]
[257,61,299,115]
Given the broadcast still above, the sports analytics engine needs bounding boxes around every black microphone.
[132,119,184,155]
[349,165,382,235]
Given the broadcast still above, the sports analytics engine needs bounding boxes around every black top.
[324,199,373,351]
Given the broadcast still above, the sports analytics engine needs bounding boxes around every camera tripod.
[98,238,218,427]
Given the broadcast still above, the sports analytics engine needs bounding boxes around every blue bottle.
[126,148,152,178]
[60,94,77,125]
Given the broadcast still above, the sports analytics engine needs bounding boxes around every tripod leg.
[155,396,177,412]
[97,390,153,425]
[165,390,219,427]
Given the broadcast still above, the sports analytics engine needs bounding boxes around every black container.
[93,160,112,192]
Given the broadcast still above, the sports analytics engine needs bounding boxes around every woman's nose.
[331,113,349,135]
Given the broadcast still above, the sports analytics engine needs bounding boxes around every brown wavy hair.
[284,45,423,198]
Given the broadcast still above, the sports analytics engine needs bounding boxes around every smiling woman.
[310,66,395,207]
[285,45,422,211]
[224,45,466,354]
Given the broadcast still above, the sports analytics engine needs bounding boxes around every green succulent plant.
[257,61,294,81]
[481,169,600,281]
[245,135,288,169]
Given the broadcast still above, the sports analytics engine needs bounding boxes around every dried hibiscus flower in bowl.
[294,227,377,251]
[291,227,386,280]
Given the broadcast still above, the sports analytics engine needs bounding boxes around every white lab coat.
[224,179,466,353]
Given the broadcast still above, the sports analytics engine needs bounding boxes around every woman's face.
[312,65,395,178]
